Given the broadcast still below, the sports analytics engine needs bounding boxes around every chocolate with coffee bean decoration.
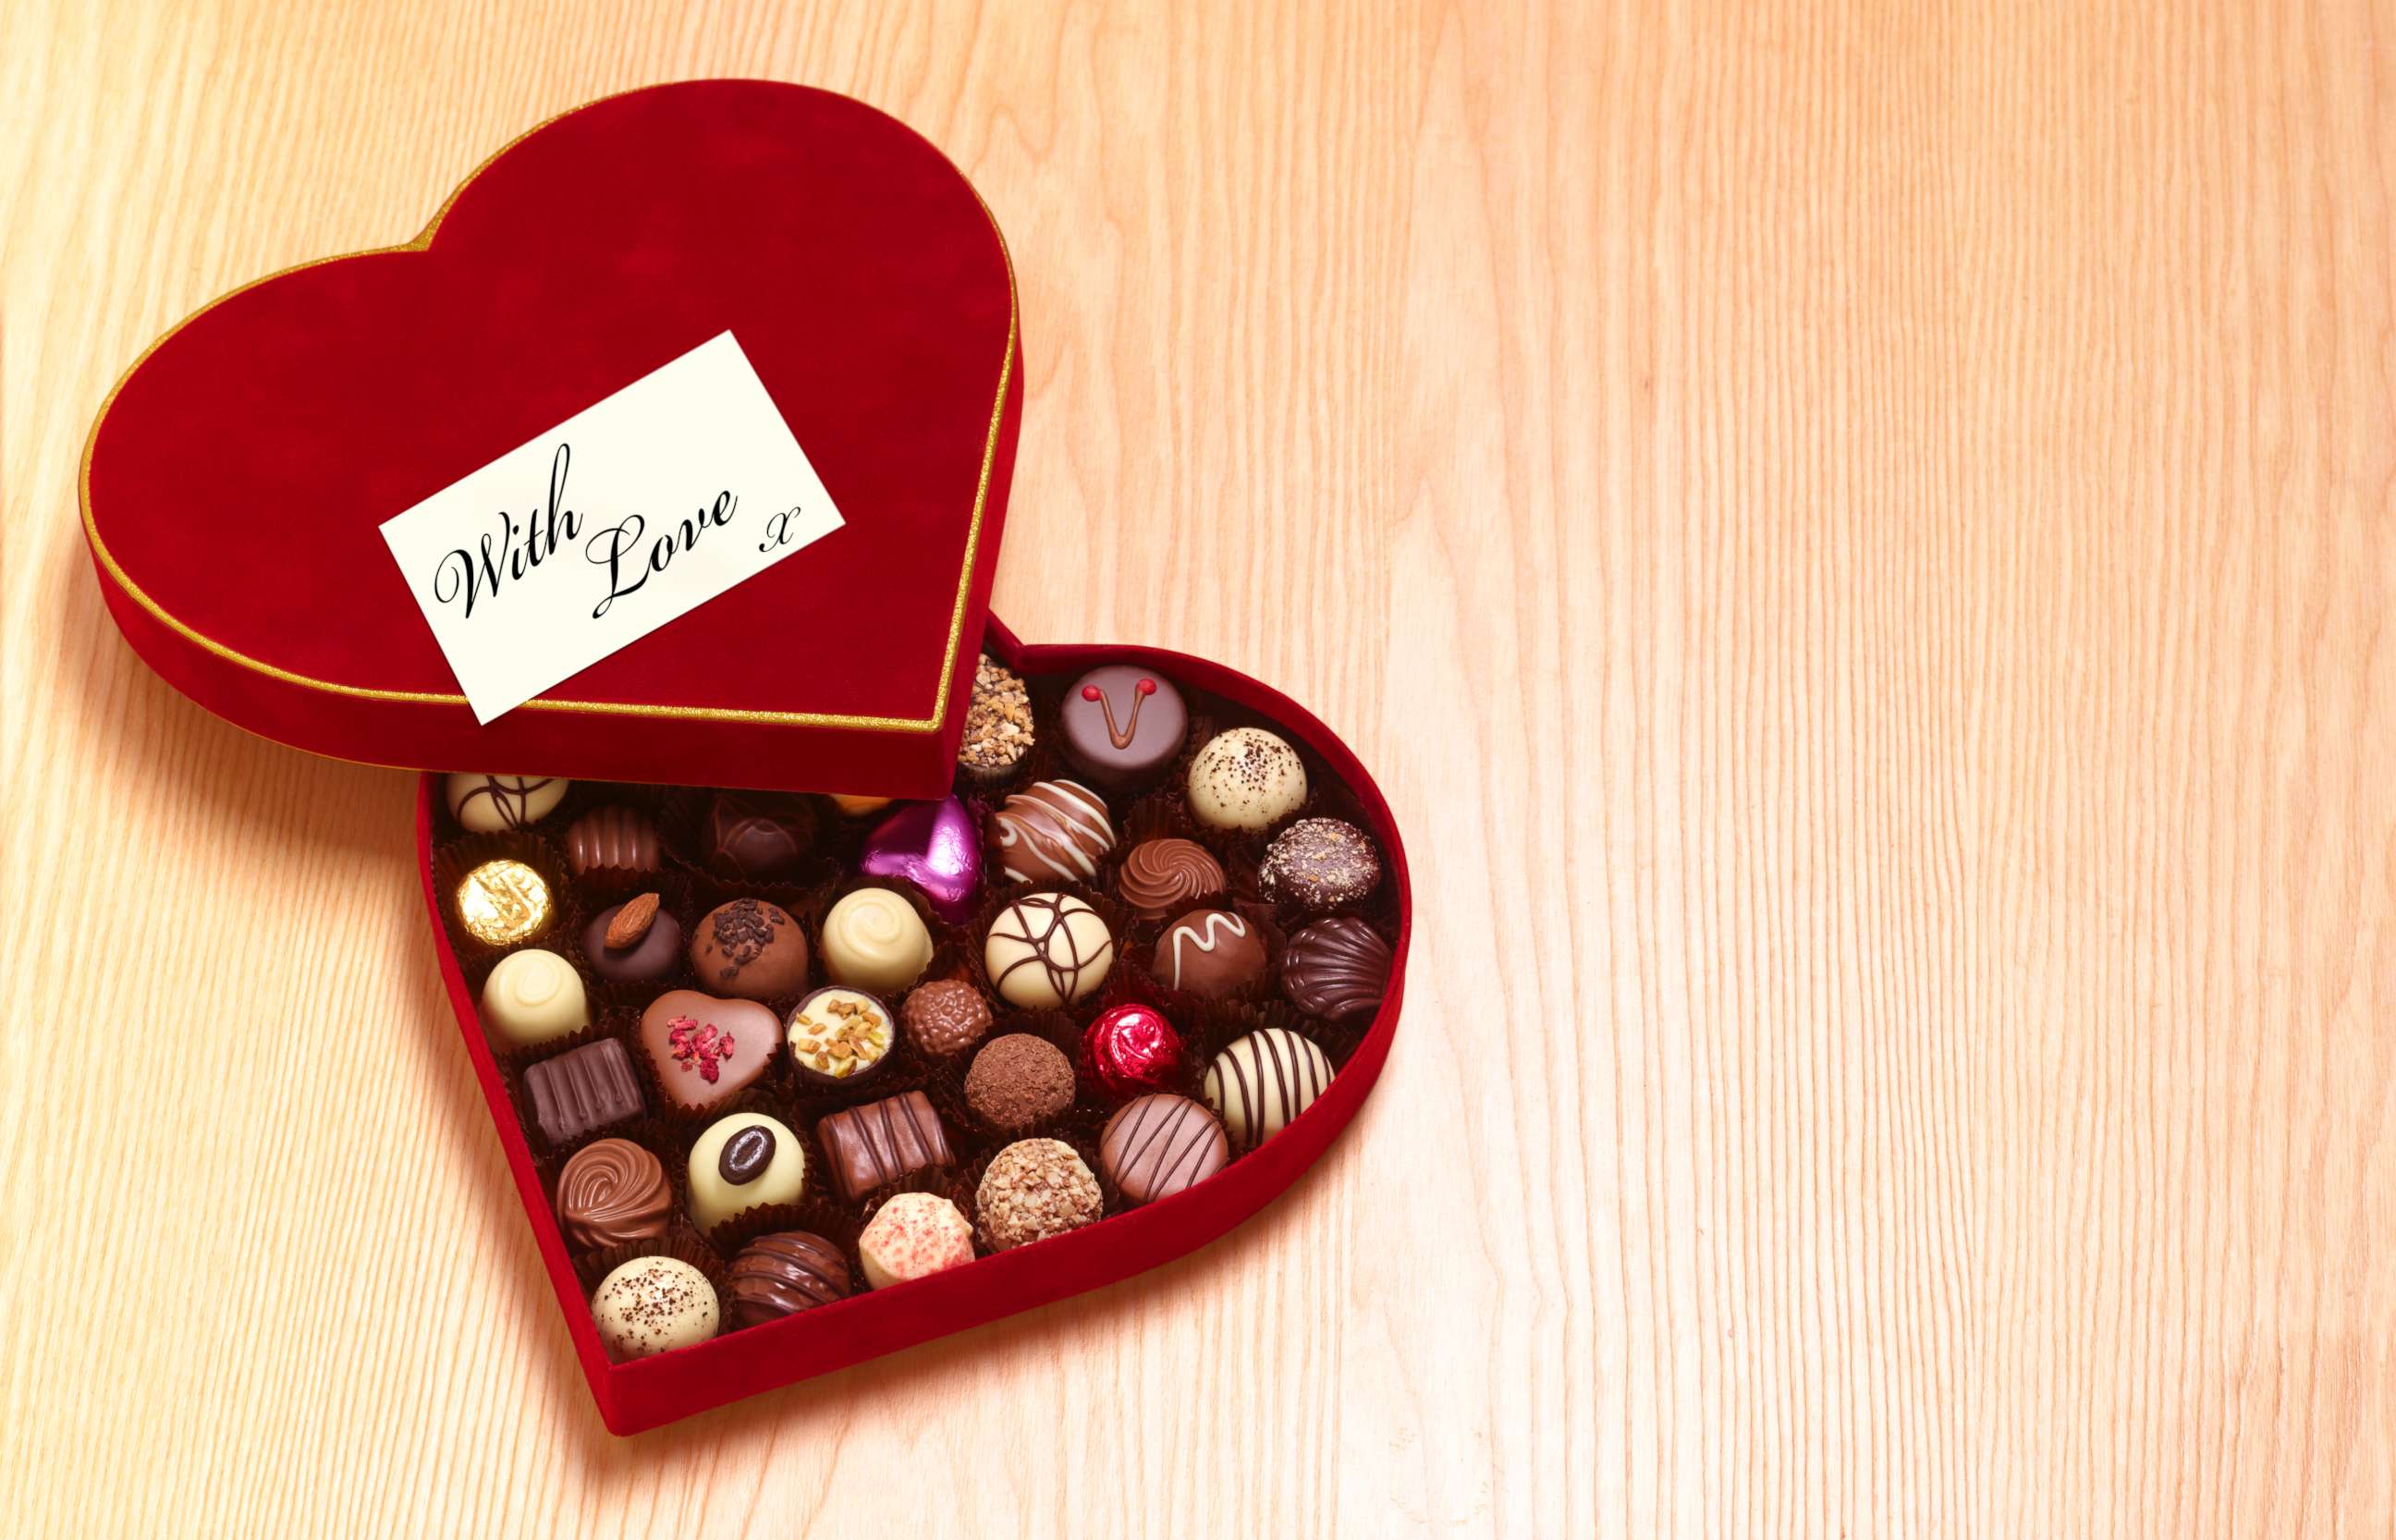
[687,1111,807,1232]
[704,792,814,877]
[690,898,810,1000]
[555,1138,672,1251]
[1280,917,1392,1027]
[564,804,660,875]
[1082,1003,1186,1101]
[1258,817,1383,913]
[1100,1094,1229,1206]
[727,1232,850,1326]
[1059,666,1188,788]
[1116,838,1226,923]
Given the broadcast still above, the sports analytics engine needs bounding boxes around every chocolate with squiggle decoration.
[1156,909,1265,999]
[984,892,1115,1009]
[1060,666,1188,788]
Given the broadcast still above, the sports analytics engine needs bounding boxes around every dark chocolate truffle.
[638,989,779,1111]
[1258,817,1382,912]
[523,1037,643,1144]
[976,1139,1103,1250]
[817,1091,955,1200]
[785,987,896,1087]
[990,779,1115,885]
[1059,666,1188,788]
[564,805,660,875]
[727,1231,850,1326]
[690,898,810,999]
[957,656,1033,781]
[963,1033,1077,1131]
[705,792,815,877]
[582,894,683,983]
[902,979,992,1059]
[1155,909,1267,998]
[555,1138,672,1250]
[1100,1094,1229,1205]
[1280,917,1392,1026]
[1116,837,1226,923]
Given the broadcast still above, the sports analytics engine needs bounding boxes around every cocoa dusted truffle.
[976,1139,1103,1250]
[1100,1094,1229,1206]
[902,980,993,1059]
[727,1232,850,1326]
[1155,909,1266,999]
[690,898,810,999]
[1258,817,1382,912]
[592,1256,717,1359]
[964,1033,1077,1131]
[1059,666,1188,788]
[1116,837,1226,923]
[1185,727,1306,832]
[957,656,1033,784]
[990,779,1115,885]
[1280,917,1392,1026]
[705,792,815,877]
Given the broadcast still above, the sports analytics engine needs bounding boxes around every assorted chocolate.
[435,654,1395,1363]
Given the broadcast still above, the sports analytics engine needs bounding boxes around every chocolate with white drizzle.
[1156,908,1265,998]
[991,779,1115,885]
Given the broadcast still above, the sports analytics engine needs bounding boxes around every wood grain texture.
[3,0,2391,1534]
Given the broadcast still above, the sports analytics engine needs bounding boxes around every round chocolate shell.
[1258,817,1382,912]
[690,898,810,1000]
[1100,1094,1229,1205]
[991,779,1115,885]
[705,792,815,877]
[1280,917,1392,1027]
[1116,837,1226,923]
[902,979,993,1059]
[555,1138,673,1251]
[963,1033,1077,1132]
[1155,909,1266,999]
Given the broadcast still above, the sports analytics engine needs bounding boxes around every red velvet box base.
[422,615,1410,1434]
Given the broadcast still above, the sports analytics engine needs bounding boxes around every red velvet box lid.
[80,80,1021,799]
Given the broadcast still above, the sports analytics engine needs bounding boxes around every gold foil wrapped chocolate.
[456,858,554,946]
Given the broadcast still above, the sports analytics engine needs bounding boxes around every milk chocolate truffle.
[902,979,993,1059]
[991,779,1115,885]
[977,1139,1103,1250]
[1060,666,1188,788]
[705,792,815,877]
[785,987,896,1087]
[593,1256,717,1359]
[820,887,934,994]
[1100,1094,1230,1205]
[817,1091,955,1200]
[1116,837,1226,923]
[638,990,779,1111]
[964,1033,1077,1131]
[555,1137,672,1250]
[1186,727,1307,833]
[564,804,660,875]
[984,893,1115,1008]
[1156,909,1267,998]
[727,1231,850,1326]
[957,656,1033,782]
[690,898,810,1000]
[858,1192,975,1289]
[688,1112,807,1232]
[479,947,588,1047]
[1281,917,1392,1027]
[1259,817,1382,912]
[1203,1027,1333,1150]
[582,894,683,983]
[523,1038,642,1143]
[456,858,554,946]
[446,773,567,831]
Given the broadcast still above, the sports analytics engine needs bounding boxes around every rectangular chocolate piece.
[817,1091,954,1201]
[523,1038,642,1144]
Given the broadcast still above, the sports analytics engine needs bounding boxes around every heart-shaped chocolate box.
[83,81,1407,1433]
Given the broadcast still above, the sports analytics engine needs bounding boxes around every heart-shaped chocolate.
[636,990,779,1113]
[856,796,984,923]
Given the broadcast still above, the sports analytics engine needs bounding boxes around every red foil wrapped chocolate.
[1082,1003,1186,1101]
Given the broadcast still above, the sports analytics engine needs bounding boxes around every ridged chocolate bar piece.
[523,1038,642,1144]
[817,1091,954,1200]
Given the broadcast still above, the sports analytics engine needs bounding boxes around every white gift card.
[379,331,845,722]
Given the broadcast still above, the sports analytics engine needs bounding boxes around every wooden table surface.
[6,2,2392,1534]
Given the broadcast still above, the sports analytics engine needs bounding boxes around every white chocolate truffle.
[858,1192,975,1289]
[1185,727,1306,833]
[445,772,568,831]
[687,1112,807,1232]
[1202,1027,1332,1150]
[820,888,935,994]
[479,947,589,1047]
[983,893,1115,1008]
[592,1256,718,1359]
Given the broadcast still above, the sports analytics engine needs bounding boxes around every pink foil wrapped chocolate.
[858,796,983,923]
